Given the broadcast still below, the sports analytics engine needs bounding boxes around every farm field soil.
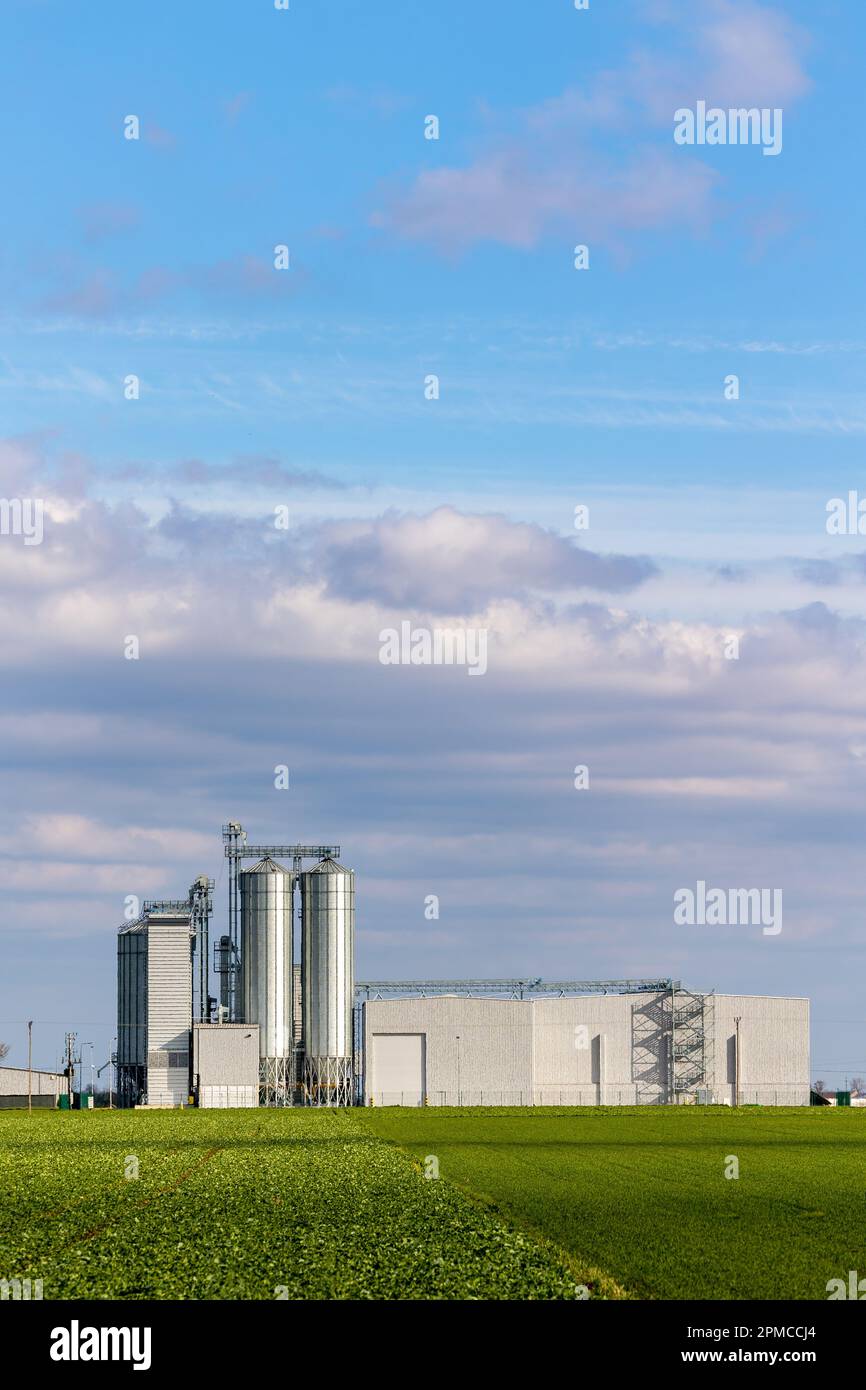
[0,1109,588,1300]
[362,1106,866,1299]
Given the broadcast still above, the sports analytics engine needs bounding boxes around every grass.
[0,1109,582,1300]
[362,1105,866,1299]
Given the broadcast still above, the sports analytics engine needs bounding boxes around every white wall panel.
[364,992,809,1106]
[371,1033,426,1105]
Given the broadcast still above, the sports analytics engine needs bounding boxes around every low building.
[363,990,810,1107]
[0,1065,67,1108]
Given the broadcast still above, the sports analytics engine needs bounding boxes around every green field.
[0,1106,862,1300]
[0,1109,581,1300]
[365,1106,866,1299]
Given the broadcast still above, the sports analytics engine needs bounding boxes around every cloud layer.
[373,0,811,253]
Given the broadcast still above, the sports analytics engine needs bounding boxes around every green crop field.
[1,1106,861,1300]
[364,1106,866,1300]
[0,1109,582,1300]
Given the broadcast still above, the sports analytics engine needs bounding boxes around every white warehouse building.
[363,988,810,1107]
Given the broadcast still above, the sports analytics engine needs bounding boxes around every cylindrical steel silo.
[240,856,294,1103]
[301,857,354,1105]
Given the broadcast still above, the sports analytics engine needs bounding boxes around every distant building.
[0,1065,67,1108]
[363,991,810,1107]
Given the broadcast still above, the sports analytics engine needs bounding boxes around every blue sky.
[1,0,865,1090]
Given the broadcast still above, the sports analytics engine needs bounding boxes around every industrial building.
[0,1065,68,1109]
[361,986,810,1107]
[117,904,195,1107]
[115,823,810,1108]
[117,825,355,1107]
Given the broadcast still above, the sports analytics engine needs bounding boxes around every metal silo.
[301,857,354,1106]
[239,856,294,1104]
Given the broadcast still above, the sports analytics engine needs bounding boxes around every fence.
[368,1089,634,1107]
[367,1085,812,1108]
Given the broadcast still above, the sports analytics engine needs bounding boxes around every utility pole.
[27,1020,32,1116]
[64,1032,76,1105]
[97,1043,116,1109]
[84,1043,94,1106]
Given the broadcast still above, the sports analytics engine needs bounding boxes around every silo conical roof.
[241,855,291,875]
[308,856,351,874]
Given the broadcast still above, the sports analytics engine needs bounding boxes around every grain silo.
[301,856,354,1105]
[239,857,294,1105]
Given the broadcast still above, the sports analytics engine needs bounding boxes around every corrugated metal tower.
[239,857,294,1105]
[117,906,194,1107]
[301,856,355,1106]
[117,925,147,1106]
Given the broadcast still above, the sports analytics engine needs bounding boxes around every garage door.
[371,1033,426,1106]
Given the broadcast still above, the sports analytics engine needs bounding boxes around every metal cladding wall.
[145,915,194,1106]
[366,998,533,1106]
[193,1023,260,1108]
[714,995,810,1106]
[534,995,649,1104]
[364,993,810,1106]
[301,858,354,1062]
[0,1067,66,1098]
[117,913,193,1107]
[240,857,293,1059]
[117,926,147,1068]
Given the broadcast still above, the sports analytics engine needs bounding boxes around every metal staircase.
[671,989,715,1102]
